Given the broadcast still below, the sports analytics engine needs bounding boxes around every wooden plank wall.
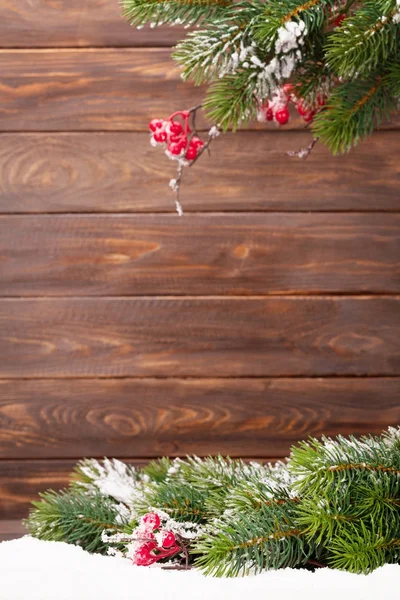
[0,1,399,528]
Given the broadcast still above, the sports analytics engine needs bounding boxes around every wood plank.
[1,214,399,296]
[1,132,399,212]
[0,520,26,542]
[0,50,398,131]
[0,1,182,48]
[0,49,205,132]
[0,458,148,520]
[0,457,278,519]
[0,297,399,377]
[1,378,399,460]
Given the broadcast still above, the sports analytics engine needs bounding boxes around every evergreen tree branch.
[122,0,231,28]
[173,4,259,85]
[327,524,400,573]
[130,479,212,523]
[24,489,127,555]
[312,70,398,153]
[326,0,399,78]
[193,503,311,576]
[203,69,259,130]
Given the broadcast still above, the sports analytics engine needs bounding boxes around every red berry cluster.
[149,111,205,161]
[259,84,326,126]
[133,512,181,567]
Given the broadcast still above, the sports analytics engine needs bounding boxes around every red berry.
[303,110,316,123]
[191,136,204,149]
[168,140,186,155]
[169,121,183,136]
[134,546,157,567]
[266,108,274,121]
[185,145,198,161]
[297,101,312,117]
[162,531,176,549]
[143,539,157,551]
[275,107,290,125]
[149,119,164,133]
[334,14,345,27]
[153,131,167,143]
[141,512,161,531]
[317,94,326,107]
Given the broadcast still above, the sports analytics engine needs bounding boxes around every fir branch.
[193,503,310,576]
[312,71,398,153]
[130,479,212,523]
[328,463,400,475]
[283,0,326,23]
[141,457,174,482]
[386,60,400,97]
[327,524,400,573]
[72,458,140,505]
[290,431,400,493]
[173,4,259,85]
[203,69,258,130]
[296,495,358,545]
[252,0,337,46]
[122,0,231,28]
[325,0,400,78]
[24,489,126,554]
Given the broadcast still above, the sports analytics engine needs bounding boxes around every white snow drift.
[0,536,399,600]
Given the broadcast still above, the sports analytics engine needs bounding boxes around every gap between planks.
[0,374,399,381]
[0,295,398,300]
[1,293,400,299]
[0,456,282,462]
[1,210,400,215]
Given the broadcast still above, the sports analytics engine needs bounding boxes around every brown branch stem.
[286,137,319,159]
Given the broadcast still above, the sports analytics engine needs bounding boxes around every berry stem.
[286,136,319,159]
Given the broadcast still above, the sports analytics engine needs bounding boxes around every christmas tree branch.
[122,0,231,28]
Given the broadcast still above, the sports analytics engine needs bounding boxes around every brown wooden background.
[0,0,399,541]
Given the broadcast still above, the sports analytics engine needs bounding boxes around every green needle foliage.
[203,71,259,131]
[325,0,399,79]
[130,479,211,523]
[24,489,127,555]
[122,0,231,28]
[327,525,400,573]
[194,503,310,576]
[290,429,400,572]
[122,0,400,153]
[25,428,400,575]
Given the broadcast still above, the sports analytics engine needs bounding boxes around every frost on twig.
[286,137,319,159]
[149,105,220,215]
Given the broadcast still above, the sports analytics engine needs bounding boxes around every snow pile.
[1,537,400,600]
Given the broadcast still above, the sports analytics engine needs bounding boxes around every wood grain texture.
[0,50,398,132]
[0,0,182,48]
[1,214,399,296]
[0,520,26,541]
[1,377,399,460]
[1,132,399,213]
[0,457,277,519]
[0,49,204,132]
[0,458,148,520]
[0,297,399,377]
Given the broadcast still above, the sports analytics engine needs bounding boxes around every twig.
[169,106,219,215]
[170,161,185,217]
[286,136,319,159]
[161,565,193,571]
[307,559,328,569]
[178,537,190,570]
